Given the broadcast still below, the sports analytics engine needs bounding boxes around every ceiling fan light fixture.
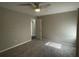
[35,8,40,12]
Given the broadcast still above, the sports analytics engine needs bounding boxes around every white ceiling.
[0,2,79,16]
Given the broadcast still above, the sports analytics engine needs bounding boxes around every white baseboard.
[0,39,31,53]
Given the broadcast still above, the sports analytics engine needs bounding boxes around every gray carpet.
[0,39,76,57]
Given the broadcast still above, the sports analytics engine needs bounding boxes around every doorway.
[31,19,36,39]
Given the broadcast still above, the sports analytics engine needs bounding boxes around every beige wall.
[41,11,77,46]
[0,7,32,52]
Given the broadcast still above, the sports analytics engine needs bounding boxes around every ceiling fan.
[19,2,51,12]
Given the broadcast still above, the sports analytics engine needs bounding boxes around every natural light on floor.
[45,42,62,49]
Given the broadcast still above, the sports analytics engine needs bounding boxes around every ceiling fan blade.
[31,3,37,8]
[40,4,51,9]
